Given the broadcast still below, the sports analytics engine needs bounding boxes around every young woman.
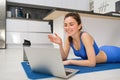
[48,12,120,67]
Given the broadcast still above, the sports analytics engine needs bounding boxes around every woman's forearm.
[59,44,67,60]
[70,59,96,67]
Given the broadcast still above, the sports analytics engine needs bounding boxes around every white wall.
[53,16,65,48]
[81,16,120,47]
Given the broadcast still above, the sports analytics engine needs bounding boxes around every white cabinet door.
[27,21,51,32]
[61,0,89,11]
[27,33,51,44]
[6,19,28,32]
[6,19,51,32]
[6,19,52,45]
[7,0,89,11]
[93,0,119,14]
[6,32,52,44]
[6,32,28,44]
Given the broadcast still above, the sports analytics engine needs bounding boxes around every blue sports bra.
[70,32,100,59]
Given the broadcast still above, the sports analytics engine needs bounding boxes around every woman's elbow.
[89,62,96,67]
[90,64,96,67]
[62,56,67,61]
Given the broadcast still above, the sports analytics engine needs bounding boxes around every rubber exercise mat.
[21,61,120,79]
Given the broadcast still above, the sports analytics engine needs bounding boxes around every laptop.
[24,47,79,79]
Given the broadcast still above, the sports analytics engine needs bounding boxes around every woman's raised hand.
[48,33,62,45]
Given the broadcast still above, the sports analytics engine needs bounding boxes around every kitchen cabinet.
[7,0,90,11]
[6,1,54,47]
[6,19,52,47]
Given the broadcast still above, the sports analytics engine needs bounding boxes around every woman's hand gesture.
[48,33,62,45]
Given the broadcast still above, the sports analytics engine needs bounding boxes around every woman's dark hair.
[64,12,82,26]
[64,12,82,42]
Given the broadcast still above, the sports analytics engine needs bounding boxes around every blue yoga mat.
[21,61,120,79]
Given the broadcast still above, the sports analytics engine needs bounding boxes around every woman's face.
[64,16,81,37]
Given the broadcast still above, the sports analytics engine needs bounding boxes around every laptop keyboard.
[65,71,72,76]
[65,68,79,76]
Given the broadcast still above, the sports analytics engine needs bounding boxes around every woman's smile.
[64,17,80,36]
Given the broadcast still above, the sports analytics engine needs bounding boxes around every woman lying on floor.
[48,12,120,67]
